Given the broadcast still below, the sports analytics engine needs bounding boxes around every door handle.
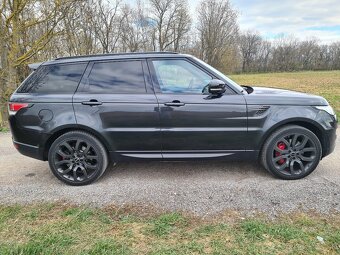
[81,100,102,106]
[164,100,185,107]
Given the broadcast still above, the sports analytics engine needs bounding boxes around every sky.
[186,0,340,44]
[125,0,340,43]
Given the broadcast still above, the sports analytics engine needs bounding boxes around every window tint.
[86,61,146,93]
[152,60,212,94]
[18,63,87,93]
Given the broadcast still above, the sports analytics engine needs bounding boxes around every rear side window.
[18,63,87,93]
[85,61,146,93]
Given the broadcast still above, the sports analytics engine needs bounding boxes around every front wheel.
[48,131,108,186]
[261,125,322,180]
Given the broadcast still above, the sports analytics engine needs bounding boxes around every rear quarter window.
[17,63,87,93]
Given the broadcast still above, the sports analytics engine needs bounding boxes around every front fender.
[247,105,322,151]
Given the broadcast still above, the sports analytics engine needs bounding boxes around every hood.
[244,86,328,106]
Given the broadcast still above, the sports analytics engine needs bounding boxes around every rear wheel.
[48,131,108,185]
[261,125,322,180]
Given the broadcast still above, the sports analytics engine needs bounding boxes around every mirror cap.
[208,79,226,94]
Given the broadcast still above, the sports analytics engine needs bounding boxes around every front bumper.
[314,109,337,158]
[322,123,337,157]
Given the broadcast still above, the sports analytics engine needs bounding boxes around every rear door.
[148,58,247,159]
[73,59,161,159]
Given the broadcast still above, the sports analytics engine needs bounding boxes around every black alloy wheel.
[48,131,108,185]
[261,125,322,180]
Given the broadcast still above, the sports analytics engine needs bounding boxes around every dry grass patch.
[0,204,339,254]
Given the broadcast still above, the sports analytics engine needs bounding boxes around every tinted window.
[152,59,212,94]
[86,61,146,93]
[18,63,87,93]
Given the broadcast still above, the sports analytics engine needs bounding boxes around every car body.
[8,52,337,185]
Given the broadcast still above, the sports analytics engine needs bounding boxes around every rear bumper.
[9,114,47,161]
[13,140,44,160]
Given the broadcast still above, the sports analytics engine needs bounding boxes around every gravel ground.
[0,131,339,216]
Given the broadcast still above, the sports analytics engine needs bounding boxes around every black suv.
[9,52,337,185]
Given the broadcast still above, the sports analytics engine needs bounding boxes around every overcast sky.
[186,0,340,43]
[127,0,340,44]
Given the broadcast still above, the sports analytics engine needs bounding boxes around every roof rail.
[55,51,179,60]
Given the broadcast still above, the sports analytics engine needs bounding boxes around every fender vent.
[255,105,270,116]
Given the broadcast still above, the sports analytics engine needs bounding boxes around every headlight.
[315,105,336,116]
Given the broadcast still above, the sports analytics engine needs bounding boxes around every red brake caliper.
[275,142,286,165]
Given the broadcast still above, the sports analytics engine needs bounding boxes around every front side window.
[18,63,87,93]
[152,59,212,94]
[86,61,146,93]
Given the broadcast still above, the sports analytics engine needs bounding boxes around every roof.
[42,51,186,65]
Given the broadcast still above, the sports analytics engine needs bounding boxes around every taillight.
[8,103,29,115]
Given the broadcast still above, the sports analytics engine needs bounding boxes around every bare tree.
[149,0,191,51]
[239,31,262,72]
[91,0,125,53]
[256,41,272,72]
[120,1,154,52]
[270,36,300,72]
[197,0,239,68]
[171,3,191,51]
[297,38,320,70]
[59,1,99,56]
[328,42,340,70]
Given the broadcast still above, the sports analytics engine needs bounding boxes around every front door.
[148,58,247,159]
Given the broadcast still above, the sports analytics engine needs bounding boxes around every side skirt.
[110,150,259,162]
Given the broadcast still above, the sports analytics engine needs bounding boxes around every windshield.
[192,57,245,93]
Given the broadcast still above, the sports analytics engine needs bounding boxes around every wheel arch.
[43,124,111,160]
[259,118,325,158]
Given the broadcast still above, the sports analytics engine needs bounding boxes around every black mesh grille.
[255,106,270,116]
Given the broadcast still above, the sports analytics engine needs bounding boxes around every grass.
[230,70,340,116]
[0,126,9,132]
[0,204,339,254]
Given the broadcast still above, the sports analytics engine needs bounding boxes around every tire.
[48,131,108,186]
[261,125,322,180]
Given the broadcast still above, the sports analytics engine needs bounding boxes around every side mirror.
[202,79,226,95]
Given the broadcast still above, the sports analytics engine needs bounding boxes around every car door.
[73,59,162,160]
[148,58,247,159]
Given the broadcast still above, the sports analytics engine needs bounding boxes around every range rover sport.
[8,52,337,185]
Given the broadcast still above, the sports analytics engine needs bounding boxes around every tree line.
[1,0,340,125]
[239,33,340,73]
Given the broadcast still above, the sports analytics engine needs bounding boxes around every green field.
[230,70,340,115]
[0,204,339,254]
